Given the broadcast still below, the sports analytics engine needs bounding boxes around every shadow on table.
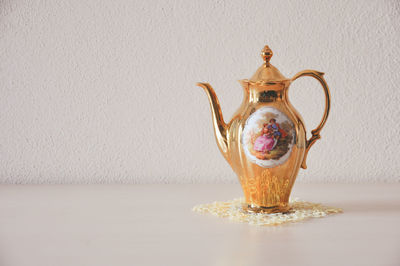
[333,200,400,213]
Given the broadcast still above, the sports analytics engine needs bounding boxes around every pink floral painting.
[242,107,295,168]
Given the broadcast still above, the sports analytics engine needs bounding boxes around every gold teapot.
[197,45,331,213]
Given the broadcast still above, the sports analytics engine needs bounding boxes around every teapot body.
[197,45,331,213]
[227,82,306,212]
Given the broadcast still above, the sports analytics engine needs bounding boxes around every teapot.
[197,45,331,213]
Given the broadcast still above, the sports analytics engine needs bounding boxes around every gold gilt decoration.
[261,45,273,65]
[240,170,290,213]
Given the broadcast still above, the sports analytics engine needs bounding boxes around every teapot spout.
[196,83,229,160]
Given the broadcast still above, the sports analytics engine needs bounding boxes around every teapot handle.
[291,70,331,169]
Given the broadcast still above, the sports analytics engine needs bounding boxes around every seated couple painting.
[251,118,290,160]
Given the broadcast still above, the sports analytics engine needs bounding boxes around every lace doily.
[192,198,342,226]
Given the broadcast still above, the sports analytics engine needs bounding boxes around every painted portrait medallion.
[241,107,295,168]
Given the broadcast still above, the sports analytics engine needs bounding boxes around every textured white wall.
[1,0,399,184]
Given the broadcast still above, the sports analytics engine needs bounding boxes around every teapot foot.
[242,203,290,214]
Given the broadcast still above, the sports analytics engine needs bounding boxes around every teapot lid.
[247,45,289,85]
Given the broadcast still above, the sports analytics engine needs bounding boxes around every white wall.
[1,0,399,184]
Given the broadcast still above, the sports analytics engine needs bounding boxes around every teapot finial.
[261,45,273,65]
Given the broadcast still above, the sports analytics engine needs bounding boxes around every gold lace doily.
[192,198,342,226]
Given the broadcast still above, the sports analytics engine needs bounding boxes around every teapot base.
[242,203,290,214]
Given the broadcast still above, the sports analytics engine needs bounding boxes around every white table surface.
[0,183,399,266]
